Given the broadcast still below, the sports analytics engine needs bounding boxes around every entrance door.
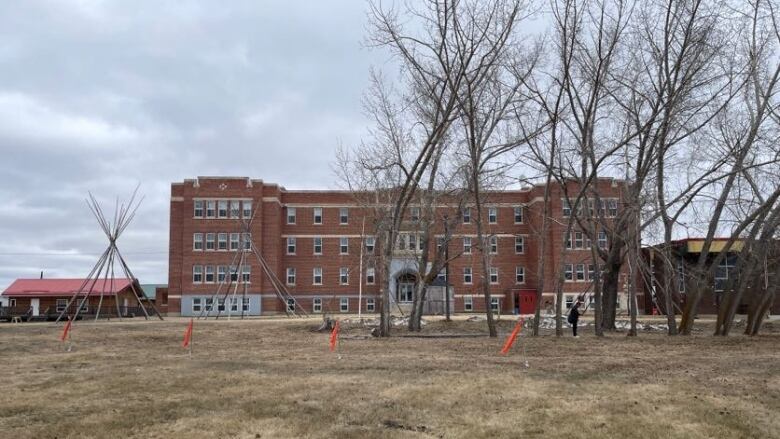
[519,291,536,314]
[31,298,40,316]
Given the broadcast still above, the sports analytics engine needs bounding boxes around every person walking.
[567,298,584,337]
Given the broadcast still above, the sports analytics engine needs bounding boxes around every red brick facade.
[168,177,642,316]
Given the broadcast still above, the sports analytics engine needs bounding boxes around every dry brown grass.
[0,316,778,438]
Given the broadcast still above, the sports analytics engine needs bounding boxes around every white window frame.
[218,200,228,218]
[464,267,473,284]
[340,297,349,312]
[598,231,608,249]
[192,265,203,284]
[489,236,498,254]
[286,298,296,313]
[575,264,586,281]
[206,200,216,218]
[488,207,497,224]
[242,297,250,312]
[242,200,252,219]
[217,233,228,251]
[313,237,323,255]
[56,299,68,313]
[463,208,471,224]
[516,266,525,284]
[366,298,375,312]
[218,266,227,283]
[193,233,203,251]
[410,207,421,222]
[339,207,349,225]
[340,237,349,255]
[313,207,323,225]
[514,206,523,224]
[194,200,204,218]
[491,297,500,312]
[230,233,240,251]
[242,233,252,250]
[463,237,472,254]
[515,236,524,254]
[464,295,473,312]
[205,266,215,284]
[313,297,322,313]
[562,199,572,217]
[313,267,323,285]
[192,298,202,313]
[230,200,240,219]
[340,267,349,285]
[287,207,297,225]
[366,267,375,285]
[287,237,296,255]
[286,267,296,286]
[489,267,499,284]
[564,264,573,281]
[241,266,251,283]
[206,233,216,251]
[365,236,375,253]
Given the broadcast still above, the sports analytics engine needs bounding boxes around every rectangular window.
[588,264,595,281]
[576,264,586,281]
[229,265,238,282]
[437,268,447,282]
[365,236,375,253]
[242,266,251,283]
[230,298,239,312]
[574,232,584,249]
[192,298,202,313]
[313,207,323,224]
[242,233,252,250]
[287,207,296,224]
[205,298,214,312]
[565,233,572,249]
[340,267,349,285]
[313,237,322,255]
[340,237,349,254]
[242,297,250,312]
[598,231,608,249]
[562,199,571,217]
[565,296,574,309]
[408,234,417,252]
[515,266,525,284]
[366,267,375,285]
[339,207,349,225]
[218,200,228,218]
[205,266,215,283]
[56,299,68,313]
[192,265,203,283]
[206,233,215,251]
[366,298,375,312]
[242,200,252,219]
[514,206,523,223]
[489,267,499,284]
[607,199,618,217]
[463,208,471,224]
[230,233,240,251]
[410,207,421,222]
[340,297,349,312]
[286,268,296,285]
[564,264,573,281]
[206,200,216,218]
[463,237,472,254]
[491,297,500,312]
[218,266,227,283]
[464,295,473,311]
[313,297,322,313]
[9,298,16,308]
[489,236,498,254]
[286,298,296,313]
[194,200,204,218]
[313,267,323,285]
[217,298,226,312]
[287,237,296,255]
[515,236,524,254]
[193,233,203,251]
[488,207,497,224]
[218,233,228,250]
[464,267,473,284]
[230,200,240,218]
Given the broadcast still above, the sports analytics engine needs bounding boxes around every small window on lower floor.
[491,297,500,312]
[192,298,202,313]
[565,296,574,309]
[242,297,250,312]
[56,299,68,313]
[340,297,349,312]
[286,298,296,313]
[9,298,17,308]
[464,295,473,312]
[313,297,322,313]
[230,298,239,312]
[366,298,375,312]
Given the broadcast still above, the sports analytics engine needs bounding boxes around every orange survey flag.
[182,318,194,348]
[500,319,524,355]
[329,320,340,352]
[60,317,73,342]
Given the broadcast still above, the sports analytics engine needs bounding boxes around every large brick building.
[167,177,640,316]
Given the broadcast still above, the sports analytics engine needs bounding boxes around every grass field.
[0,316,778,438]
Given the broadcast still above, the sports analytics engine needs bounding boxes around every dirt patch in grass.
[0,316,778,438]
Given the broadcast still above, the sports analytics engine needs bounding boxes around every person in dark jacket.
[568,299,584,337]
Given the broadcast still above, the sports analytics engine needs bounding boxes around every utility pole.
[445,221,451,321]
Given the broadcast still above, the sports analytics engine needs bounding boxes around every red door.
[519,290,536,314]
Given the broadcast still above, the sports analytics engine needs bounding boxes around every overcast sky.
[0,1,384,288]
